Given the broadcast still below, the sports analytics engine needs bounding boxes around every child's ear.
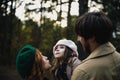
[71,52,75,57]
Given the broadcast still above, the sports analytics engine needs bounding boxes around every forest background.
[0,0,120,80]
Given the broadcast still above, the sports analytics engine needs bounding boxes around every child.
[16,45,51,80]
[51,39,81,80]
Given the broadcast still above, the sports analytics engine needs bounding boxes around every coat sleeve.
[71,68,89,80]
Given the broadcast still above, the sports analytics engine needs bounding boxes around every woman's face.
[42,55,51,70]
[54,45,66,58]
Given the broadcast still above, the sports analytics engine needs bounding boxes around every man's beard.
[84,41,91,54]
[85,44,91,54]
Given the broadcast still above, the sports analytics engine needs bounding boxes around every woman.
[51,39,81,80]
[16,45,51,80]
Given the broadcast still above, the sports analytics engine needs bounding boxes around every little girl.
[51,39,81,80]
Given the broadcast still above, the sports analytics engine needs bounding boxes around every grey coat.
[66,57,81,80]
[71,42,120,80]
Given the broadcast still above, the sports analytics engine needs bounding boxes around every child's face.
[54,44,66,58]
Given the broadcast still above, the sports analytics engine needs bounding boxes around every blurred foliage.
[0,0,120,65]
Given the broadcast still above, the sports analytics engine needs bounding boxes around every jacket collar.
[83,42,116,62]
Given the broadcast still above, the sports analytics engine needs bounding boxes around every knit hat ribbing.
[16,45,36,78]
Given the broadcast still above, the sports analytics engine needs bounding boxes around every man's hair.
[75,11,114,44]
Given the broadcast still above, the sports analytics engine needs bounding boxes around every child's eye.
[60,46,64,48]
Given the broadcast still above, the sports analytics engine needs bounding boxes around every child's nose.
[55,48,59,51]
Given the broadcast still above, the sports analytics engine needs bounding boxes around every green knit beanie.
[16,45,36,78]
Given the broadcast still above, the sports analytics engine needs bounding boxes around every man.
[71,11,120,80]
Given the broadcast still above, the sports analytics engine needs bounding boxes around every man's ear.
[88,36,100,51]
[88,36,95,43]
[91,36,96,42]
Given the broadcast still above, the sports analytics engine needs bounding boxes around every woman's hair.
[51,46,75,74]
[26,49,45,80]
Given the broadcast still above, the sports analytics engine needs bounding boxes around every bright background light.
[15,0,79,21]
[15,0,103,27]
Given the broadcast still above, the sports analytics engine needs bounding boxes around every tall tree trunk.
[0,0,16,65]
[66,0,73,39]
[78,0,88,16]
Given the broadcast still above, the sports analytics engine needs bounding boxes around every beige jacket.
[71,42,120,80]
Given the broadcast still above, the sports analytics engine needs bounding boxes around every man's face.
[77,35,91,54]
[54,45,66,58]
